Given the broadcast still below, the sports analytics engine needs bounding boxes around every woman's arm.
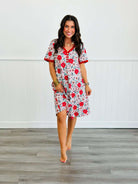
[48,62,64,92]
[79,63,88,83]
[49,62,57,82]
[80,63,92,96]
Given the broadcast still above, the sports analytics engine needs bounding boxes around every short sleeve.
[44,39,56,62]
[78,44,88,64]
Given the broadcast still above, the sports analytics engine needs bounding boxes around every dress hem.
[56,107,90,119]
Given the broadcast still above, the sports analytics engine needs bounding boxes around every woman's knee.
[57,109,67,122]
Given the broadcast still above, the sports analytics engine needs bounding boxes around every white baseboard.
[0,121,138,128]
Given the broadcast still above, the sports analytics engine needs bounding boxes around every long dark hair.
[54,15,83,57]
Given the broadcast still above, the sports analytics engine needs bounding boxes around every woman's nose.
[67,27,71,31]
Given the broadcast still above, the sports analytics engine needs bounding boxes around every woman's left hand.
[85,85,92,96]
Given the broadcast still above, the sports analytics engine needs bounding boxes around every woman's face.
[63,20,75,39]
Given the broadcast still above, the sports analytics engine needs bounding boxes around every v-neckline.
[63,45,75,53]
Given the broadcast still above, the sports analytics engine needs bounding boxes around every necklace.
[65,42,74,47]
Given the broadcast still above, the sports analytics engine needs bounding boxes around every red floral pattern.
[44,39,90,118]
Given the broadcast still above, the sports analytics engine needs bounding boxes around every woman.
[44,15,92,163]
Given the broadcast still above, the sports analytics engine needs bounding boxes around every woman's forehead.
[65,20,75,26]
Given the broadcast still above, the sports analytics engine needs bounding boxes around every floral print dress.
[44,39,90,119]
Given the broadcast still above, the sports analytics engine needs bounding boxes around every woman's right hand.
[55,83,64,93]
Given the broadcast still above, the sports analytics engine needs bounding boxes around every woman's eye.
[65,25,74,28]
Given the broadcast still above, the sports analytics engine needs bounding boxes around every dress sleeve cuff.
[79,60,88,64]
[44,58,55,62]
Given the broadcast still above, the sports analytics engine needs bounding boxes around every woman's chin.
[65,35,73,39]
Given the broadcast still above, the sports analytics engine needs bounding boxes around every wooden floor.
[0,128,138,184]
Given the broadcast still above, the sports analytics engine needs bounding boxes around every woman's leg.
[57,109,67,161]
[66,117,77,150]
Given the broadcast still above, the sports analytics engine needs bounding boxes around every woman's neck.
[64,37,72,44]
[64,37,74,47]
